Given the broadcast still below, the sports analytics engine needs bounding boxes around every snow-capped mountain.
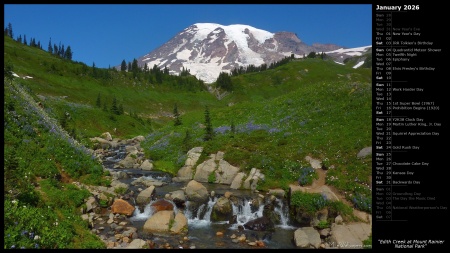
[137,23,344,83]
[325,45,372,65]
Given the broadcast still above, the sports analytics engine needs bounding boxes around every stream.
[95,144,300,249]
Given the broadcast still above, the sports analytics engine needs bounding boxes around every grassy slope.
[4,36,224,141]
[4,36,372,249]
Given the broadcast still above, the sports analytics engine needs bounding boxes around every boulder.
[139,160,154,171]
[143,210,173,235]
[243,216,275,231]
[210,196,233,222]
[169,190,186,207]
[294,227,321,248]
[185,180,208,203]
[136,185,155,205]
[101,132,113,141]
[215,160,240,185]
[111,199,135,216]
[230,172,246,190]
[170,212,188,234]
[194,158,217,183]
[329,223,371,249]
[151,199,174,212]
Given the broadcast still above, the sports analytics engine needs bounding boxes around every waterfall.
[274,198,293,228]
[202,197,217,221]
[184,197,217,228]
[229,198,264,229]
[104,144,126,163]
[130,203,154,221]
[129,199,179,222]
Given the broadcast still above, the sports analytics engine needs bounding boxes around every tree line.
[4,22,73,60]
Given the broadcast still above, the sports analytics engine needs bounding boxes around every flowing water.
[100,145,300,249]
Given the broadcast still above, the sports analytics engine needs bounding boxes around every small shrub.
[316,220,330,229]
[298,167,315,186]
[208,171,216,184]
[351,193,372,213]
[114,187,127,195]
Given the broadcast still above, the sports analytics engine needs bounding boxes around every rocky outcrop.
[243,168,265,191]
[193,157,217,183]
[175,150,266,190]
[215,160,239,184]
[172,147,203,182]
[230,172,246,189]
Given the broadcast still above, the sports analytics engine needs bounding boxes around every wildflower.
[11,245,16,249]
[35,244,39,249]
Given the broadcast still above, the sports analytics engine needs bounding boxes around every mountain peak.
[137,23,343,83]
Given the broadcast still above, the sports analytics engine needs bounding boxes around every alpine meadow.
[4,26,373,249]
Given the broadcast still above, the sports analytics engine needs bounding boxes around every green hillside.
[4,35,372,249]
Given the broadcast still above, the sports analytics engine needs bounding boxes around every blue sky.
[4,4,372,69]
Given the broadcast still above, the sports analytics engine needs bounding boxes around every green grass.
[4,34,372,248]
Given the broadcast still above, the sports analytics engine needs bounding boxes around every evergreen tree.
[60,44,65,58]
[307,51,316,58]
[203,106,214,141]
[216,72,233,91]
[111,97,120,115]
[92,62,97,77]
[127,62,132,72]
[16,35,22,43]
[102,101,108,112]
[143,63,148,73]
[155,70,163,84]
[7,23,13,38]
[23,35,27,45]
[182,129,192,153]
[120,59,127,72]
[58,42,62,56]
[230,119,236,138]
[64,45,73,60]
[96,93,101,107]
[4,61,15,84]
[131,58,139,72]
[118,104,124,115]
[131,58,139,78]
[173,103,182,126]
[48,38,53,54]
[53,44,58,55]
[30,38,35,47]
